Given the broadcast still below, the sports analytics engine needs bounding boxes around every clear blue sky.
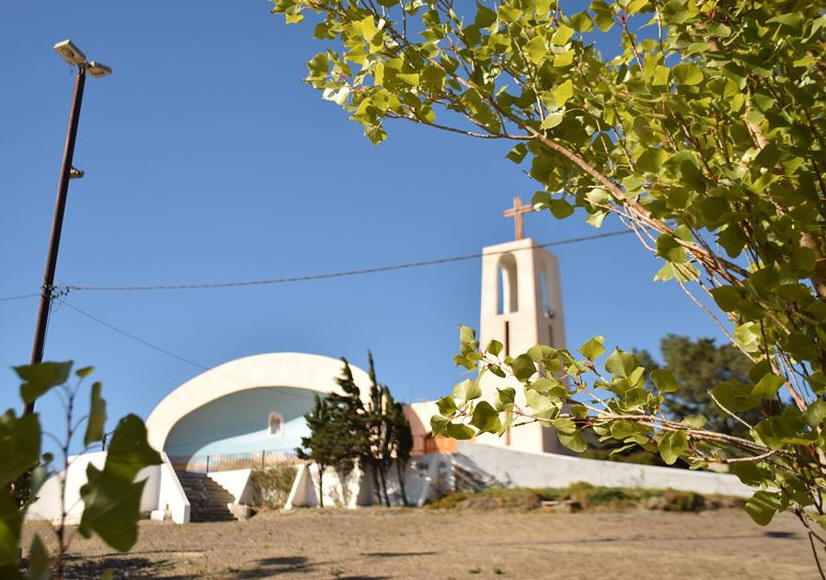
[0,1,726,447]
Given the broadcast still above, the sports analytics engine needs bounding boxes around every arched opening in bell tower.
[497,253,518,315]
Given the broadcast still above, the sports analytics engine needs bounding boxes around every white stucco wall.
[208,469,253,505]
[146,352,373,453]
[26,451,163,524]
[152,454,190,524]
[456,442,753,497]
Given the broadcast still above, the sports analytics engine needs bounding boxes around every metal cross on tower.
[503,196,533,240]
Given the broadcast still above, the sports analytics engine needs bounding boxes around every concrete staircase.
[175,471,238,523]
[450,453,502,492]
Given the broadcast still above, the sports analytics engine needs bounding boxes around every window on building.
[268,412,284,438]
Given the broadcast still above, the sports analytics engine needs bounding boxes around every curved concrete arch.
[146,352,371,452]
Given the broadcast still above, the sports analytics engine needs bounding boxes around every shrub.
[250,464,297,509]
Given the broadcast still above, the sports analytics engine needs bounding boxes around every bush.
[427,483,740,514]
[250,464,297,509]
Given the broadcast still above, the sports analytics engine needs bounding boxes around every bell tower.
[475,197,568,454]
[478,238,566,356]
[479,197,566,355]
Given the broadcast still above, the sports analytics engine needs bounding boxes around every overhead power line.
[0,293,40,303]
[57,298,317,401]
[61,230,633,294]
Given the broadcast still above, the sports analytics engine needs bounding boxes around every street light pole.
[25,41,111,415]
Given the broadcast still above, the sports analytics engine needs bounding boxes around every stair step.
[175,469,239,523]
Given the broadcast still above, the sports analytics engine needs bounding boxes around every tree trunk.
[378,464,390,507]
[369,460,382,506]
[396,460,409,507]
[317,464,325,508]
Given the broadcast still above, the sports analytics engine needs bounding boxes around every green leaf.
[751,374,785,400]
[753,143,780,168]
[525,389,559,420]
[730,462,772,487]
[0,487,22,574]
[445,423,476,440]
[75,366,95,378]
[672,63,703,86]
[453,379,482,405]
[551,24,574,46]
[470,401,502,432]
[744,490,787,526]
[752,411,811,449]
[28,534,50,580]
[397,73,419,86]
[486,339,503,357]
[487,363,506,378]
[15,361,73,405]
[474,1,497,27]
[459,325,477,345]
[524,36,547,65]
[709,286,741,312]
[578,336,605,361]
[510,354,537,381]
[656,233,686,263]
[436,395,457,416]
[570,12,593,32]
[494,388,516,411]
[710,379,760,413]
[78,464,146,552]
[556,429,587,452]
[84,381,107,447]
[0,410,41,487]
[540,110,565,130]
[717,226,747,258]
[604,349,640,379]
[650,369,679,393]
[552,79,574,107]
[636,148,669,173]
[548,199,575,218]
[104,415,161,482]
[430,414,450,436]
[553,50,574,67]
[804,400,826,428]
[658,430,688,465]
[505,143,528,164]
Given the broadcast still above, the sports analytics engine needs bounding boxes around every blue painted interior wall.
[164,386,318,461]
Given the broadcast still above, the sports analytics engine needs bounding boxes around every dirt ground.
[26,508,816,579]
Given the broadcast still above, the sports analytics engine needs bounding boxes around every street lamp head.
[87,61,112,78]
[53,40,86,66]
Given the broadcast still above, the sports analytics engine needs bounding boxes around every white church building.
[27,200,752,524]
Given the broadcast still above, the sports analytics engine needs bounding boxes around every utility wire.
[56,298,317,401]
[57,299,210,371]
[61,230,632,294]
[0,293,40,303]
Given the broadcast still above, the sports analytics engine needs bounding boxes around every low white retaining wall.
[151,453,190,523]
[208,469,253,504]
[26,451,165,524]
[456,442,753,497]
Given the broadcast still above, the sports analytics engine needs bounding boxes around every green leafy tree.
[272,0,826,564]
[637,334,769,439]
[297,360,370,508]
[389,396,413,506]
[361,353,413,506]
[2,362,161,579]
[296,394,353,507]
[298,356,413,507]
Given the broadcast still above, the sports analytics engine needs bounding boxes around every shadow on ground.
[364,551,437,558]
[63,555,189,579]
[227,556,391,580]
[233,556,312,578]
